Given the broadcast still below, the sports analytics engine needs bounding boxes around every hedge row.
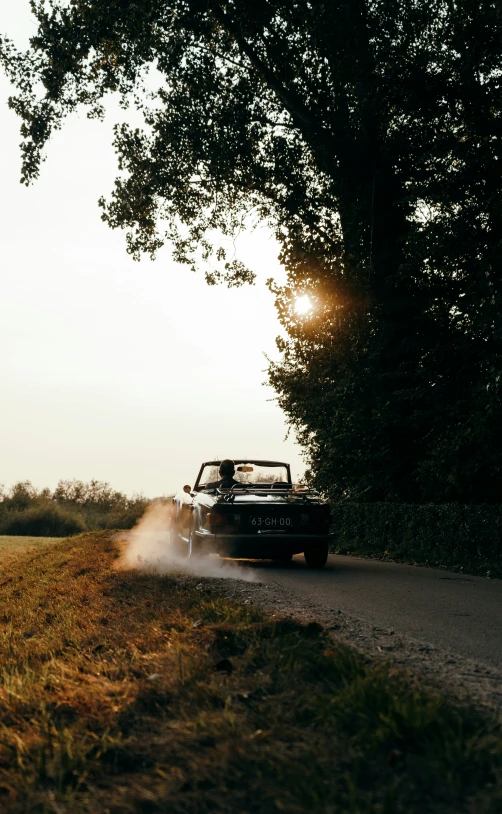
[328,503,502,578]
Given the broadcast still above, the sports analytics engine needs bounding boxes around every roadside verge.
[0,531,500,812]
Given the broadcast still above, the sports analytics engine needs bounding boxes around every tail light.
[207,513,240,531]
[314,510,330,530]
[207,513,226,526]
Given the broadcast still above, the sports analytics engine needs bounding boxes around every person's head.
[219,459,235,478]
[183,485,191,494]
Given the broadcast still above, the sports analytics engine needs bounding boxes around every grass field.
[0,531,500,813]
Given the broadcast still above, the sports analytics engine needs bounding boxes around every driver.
[208,459,242,489]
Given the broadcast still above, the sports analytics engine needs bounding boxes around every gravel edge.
[193,572,502,719]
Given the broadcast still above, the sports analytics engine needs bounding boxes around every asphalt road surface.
[251,555,502,670]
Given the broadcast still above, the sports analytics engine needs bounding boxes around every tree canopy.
[1,1,501,501]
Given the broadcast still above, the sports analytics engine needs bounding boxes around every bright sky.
[0,3,304,497]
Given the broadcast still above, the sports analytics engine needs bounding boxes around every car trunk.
[208,499,330,536]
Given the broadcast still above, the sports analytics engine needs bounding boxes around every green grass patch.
[0,532,500,812]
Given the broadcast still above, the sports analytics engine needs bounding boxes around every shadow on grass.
[0,533,500,813]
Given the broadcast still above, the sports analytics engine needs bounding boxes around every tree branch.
[206,3,337,169]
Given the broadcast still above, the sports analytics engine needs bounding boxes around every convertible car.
[171,460,330,568]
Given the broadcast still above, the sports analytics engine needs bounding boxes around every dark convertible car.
[171,460,330,568]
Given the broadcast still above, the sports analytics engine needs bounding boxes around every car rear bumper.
[194,531,329,558]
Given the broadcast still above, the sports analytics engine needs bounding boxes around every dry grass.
[0,531,500,813]
[0,536,62,565]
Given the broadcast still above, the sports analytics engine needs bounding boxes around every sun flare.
[294,295,313,315]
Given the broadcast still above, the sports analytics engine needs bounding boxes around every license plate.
[250,516,293,528]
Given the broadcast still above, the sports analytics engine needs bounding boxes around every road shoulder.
[203,569,502,718]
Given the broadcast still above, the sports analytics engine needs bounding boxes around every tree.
[1,1,501,501]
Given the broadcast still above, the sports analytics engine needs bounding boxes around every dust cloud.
[115,501,258,582]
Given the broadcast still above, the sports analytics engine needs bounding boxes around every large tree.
[2,1,501,500]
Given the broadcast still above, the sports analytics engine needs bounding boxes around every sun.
[294,294,313,315]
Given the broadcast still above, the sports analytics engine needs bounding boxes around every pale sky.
[0,2,305,497]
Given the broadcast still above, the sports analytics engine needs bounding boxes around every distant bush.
[102,501,150,531]
[329,503,502,577]
[0,479,155,537]
[0,503,87,537]
[52,479,149,530]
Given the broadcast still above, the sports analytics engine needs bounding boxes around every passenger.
[218,459,241,488]
[206,459,242,490]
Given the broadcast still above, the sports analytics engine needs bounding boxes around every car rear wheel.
[304,543,328,569]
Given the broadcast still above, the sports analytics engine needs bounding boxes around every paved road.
[248,555,502,669]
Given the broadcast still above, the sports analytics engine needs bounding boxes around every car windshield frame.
[194,460,292,491]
